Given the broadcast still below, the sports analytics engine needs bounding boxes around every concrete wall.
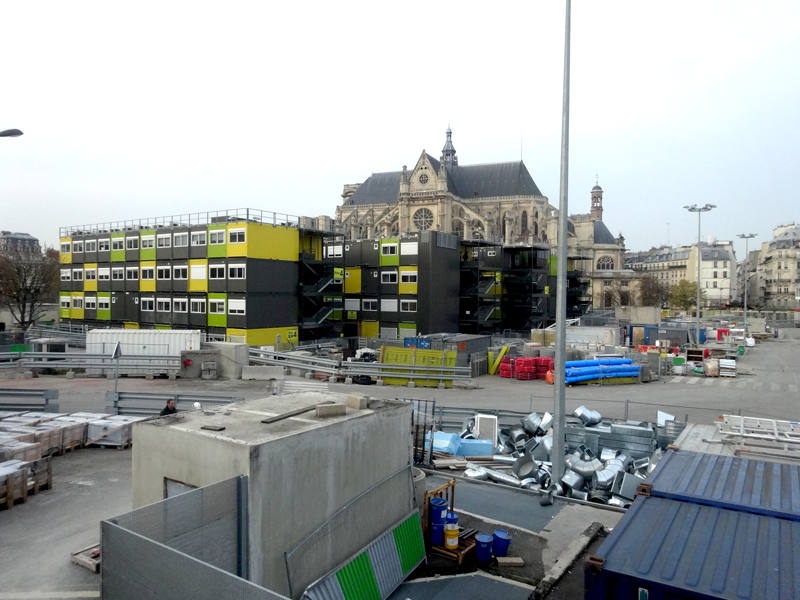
[249,401,412,596]
[132,423,251,508]
[615,306,661,325]
[202,342,249,379]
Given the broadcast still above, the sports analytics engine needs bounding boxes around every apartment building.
[58,209,343,345]
[754,223,800,309]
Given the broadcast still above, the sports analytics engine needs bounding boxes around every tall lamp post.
[737,233,757,330]
[684,204,715,346]
[0,129,23,138]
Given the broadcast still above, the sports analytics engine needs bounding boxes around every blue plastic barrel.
[429,498,448,524]
[475,533,493,561]
[492,529,511,557]
[445,511,458,525]
[430,523,445,546]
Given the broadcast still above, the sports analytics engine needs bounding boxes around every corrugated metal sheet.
[335,553,379,600]
[672,422,739,457]
[366,532,402,598]
[86,328,201,355]
[590,495,799,600]
[648,450,800,521]
[391,512,425,575]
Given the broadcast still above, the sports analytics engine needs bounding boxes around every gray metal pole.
[552,0,571,487]
[696,210,701,346]
[738,234,756,330]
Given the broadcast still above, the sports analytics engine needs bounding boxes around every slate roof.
[593,220,617,245]
[344,157,543,206]
[699,247,731,261]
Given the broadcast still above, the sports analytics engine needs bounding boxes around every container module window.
[363,299,378,311]
[60,269,71,281]
[112,268,125,280]
[140,298,155,311]
[126,268,139,280]
[401,272,418,283]
[209,266,226,279]
[126,237,139,250]
[173,299,188,313]
[190,299,206,314]
[141,267,155,280]
[190,265,206,280]
[141,236,155,249]
[228,299,246,314]
[209,231,226,245]
[60,243,71,254]
[72,241,84,253]
[173,267,188,280]
[60,297,71,308]
[98,239,110,252]
[72,269,84,281]
[173,233,189,247]
[228,265,246,279]
[156,298,171,312]
[85,297,96,310]
[229,230,246,244]
[381,243,398,256]
[191,232,207,246]
[157,235,172,248]
[112,238,124,251]
[85,269,96,281]
[401,300,417,312]
[85,241,97,252]
[157,267,171,280]
[72,297,83,309]
[98,268,110,281]
[209,300,226,314]
[381,271,398,284]
[98,298,110,310]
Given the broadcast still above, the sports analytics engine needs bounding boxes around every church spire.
[441,125,458,165]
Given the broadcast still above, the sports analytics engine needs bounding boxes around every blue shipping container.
[586,495,799,600]
[646,449,800,522]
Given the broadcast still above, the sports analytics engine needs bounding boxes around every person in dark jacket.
[160,399,177,416]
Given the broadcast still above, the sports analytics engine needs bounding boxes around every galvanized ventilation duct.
[573,406,602,426]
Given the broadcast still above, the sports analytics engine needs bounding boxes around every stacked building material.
[564,358,641,385]
[534,357,554,379]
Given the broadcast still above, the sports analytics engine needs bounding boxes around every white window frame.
[173,233,189,247]
[60,297,71,309]
[173,298,188,313]
[140,298,155,312]
[190,264,206,280]
[209,265,226,280]
[111,267,125,280]
[228,229,246,244]
[98,239,111,252]
[72,297,83,309]
[97,268,111,281]
[60,269,71,281]
[400,299,417,313]
[126,237,139,250]
[157,234,172,248]
[228,264,246,279]
[191,232,207,246]
[112,238,124,251]
[126,267,139,280]
[60,242,71,254]
[209,230,226,245]
[400,271,418,284]
[173,266,188,280]
[85,240,97,252]
[362,299,378,311]
[381,243,398,256]
[228,299,246,315]
[98,297,110,311]
[72,241,84,253]
[381,271,398,284]
[156,266,171,280]
[190,299,206,314]
[72,269,84,281]
[85,296,96,310]
[156,298,171,312]
[381,299,398,312]
[141,267,155,280]
[209,299,226,314]
[141,236,155,249]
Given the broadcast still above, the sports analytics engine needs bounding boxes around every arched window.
[521,211,528,233]
[534,222,539,236]
[597,256,614,270]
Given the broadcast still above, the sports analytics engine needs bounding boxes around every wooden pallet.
[63,440,83,454]
[71,544,101,573]
[429,537,477,565]
[422,478,455,538]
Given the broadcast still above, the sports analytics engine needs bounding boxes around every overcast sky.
[1,1,798,260]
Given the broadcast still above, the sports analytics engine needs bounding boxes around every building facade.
[754,223,800,309]
[0,231,40,253]
[58,209,343,345]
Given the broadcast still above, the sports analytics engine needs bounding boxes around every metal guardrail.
[105,391,244,416]
[11,352,181,373]
[0,388,61,413]
[434,407,530,433]
[249,349,340,374]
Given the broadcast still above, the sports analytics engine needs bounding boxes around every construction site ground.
[0,329,797,599]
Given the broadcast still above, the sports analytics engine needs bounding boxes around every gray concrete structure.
[132,392,413,597]
[203,341,250,379]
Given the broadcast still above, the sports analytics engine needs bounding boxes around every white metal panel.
[344,299,360,311]
[380,299,397,313]
[398,326,416,338]
[380,327,397,340]
[400,241,418,255]
[86,329,201,356]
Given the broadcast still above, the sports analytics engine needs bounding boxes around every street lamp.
[684,204,715,346]
[0,129,23,137]
[737,233,757,331]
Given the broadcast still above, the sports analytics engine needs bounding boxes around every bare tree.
[638,275,671,307]
[601,281,634,307]
[0,246,60,329]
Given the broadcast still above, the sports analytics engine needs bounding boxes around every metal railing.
[249,348,340,374]
[13,352,180,373]
[106,391,244,416]
[0,388,61,413]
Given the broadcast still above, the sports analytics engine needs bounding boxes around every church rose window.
[418,174,429,184]
[413,208,434,231]
[597,256,614,270]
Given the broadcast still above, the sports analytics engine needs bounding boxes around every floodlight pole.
[737,233,757,330]
[0,129,23,137]
[552,0,571,487]
[684,204,715,346]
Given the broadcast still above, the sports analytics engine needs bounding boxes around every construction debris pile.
[430,405,686,509]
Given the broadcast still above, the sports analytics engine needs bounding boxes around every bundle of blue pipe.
[564,358,641,384]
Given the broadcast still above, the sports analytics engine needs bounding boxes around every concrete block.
[66,371,75,379]
[316,403,347,418]
[304,372,313,380]
[242,366,285,381]
[437,383,445,389]
[407,381,415,388]
[346,394,369,410]
[22,371,34,379]
[107,372,115,380]
[145,373,154,380]
[328,376,338,383]
[376,379,384,386]
[169,373,177,381]
[345,377,353,385]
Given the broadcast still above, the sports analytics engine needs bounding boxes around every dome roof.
[592,185,603,192]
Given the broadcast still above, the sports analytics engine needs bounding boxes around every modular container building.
[585,494,799,600]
